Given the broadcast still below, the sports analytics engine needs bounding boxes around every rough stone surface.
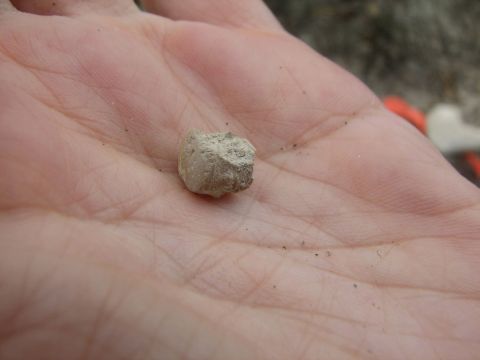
[178,129,256,198]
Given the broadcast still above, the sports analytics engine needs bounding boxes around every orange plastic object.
[465,152,480,178]
[383,96,427,135]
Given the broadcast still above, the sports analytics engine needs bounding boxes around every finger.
[11,0,137,16]
[141,0,282,30]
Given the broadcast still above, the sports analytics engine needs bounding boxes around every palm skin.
[0,1,479,359]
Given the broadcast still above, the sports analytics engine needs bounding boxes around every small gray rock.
[178,129,256,198]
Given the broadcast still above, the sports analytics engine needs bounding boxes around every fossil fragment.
[178,129,256,198]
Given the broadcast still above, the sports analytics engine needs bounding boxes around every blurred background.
[264,0,480,185]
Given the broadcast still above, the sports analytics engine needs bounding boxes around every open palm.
[1,1,479,359]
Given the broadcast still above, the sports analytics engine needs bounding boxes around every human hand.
[1,1,479,359]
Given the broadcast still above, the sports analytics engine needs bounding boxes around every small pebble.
[178,129,256,198]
